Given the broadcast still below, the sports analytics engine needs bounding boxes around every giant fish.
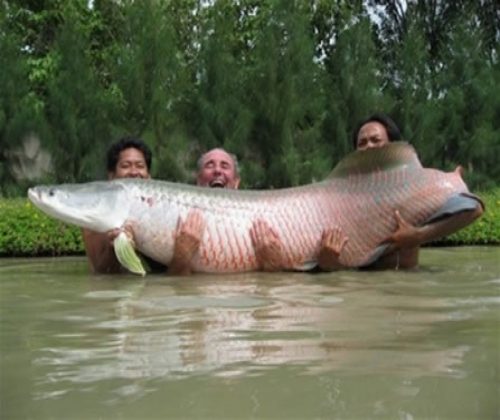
[28,142,482,275]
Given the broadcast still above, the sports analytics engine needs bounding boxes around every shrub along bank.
[0,189,499,257]
[0,199,84,256]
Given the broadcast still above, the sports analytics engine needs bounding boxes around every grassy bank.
[1,189,499,257]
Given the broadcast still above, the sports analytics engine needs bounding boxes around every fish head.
[28,180,130,232]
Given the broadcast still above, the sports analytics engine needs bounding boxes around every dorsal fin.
[327,141,422,178]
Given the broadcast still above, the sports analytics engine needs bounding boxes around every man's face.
[356,122,390,151]
[109,147,150,179]
[196,149,240,189]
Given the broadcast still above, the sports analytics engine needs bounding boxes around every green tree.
[189,1,257,177]
[387,18,442,162]
[370,0,500,188]
[44,3,115,182]
[323,14,390,161]
[243,0,329,187]
[435,19,500,188]
[106,0,193,181]
[0,6,49,195]
[1,0,498,193]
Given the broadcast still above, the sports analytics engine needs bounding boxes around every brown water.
[1,247,499,419]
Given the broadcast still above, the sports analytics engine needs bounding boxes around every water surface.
[1,247,499,419]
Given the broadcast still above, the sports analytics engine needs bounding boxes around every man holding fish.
[268,113,484,270]
[82,142,249,274]
[81,137,165,273]
[31,114,483,275]
[167,113,483,273]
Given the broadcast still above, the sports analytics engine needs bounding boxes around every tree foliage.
[1,0,498,195]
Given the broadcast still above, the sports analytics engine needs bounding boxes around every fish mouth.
[28,188,39,203]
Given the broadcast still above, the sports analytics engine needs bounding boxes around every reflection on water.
[0,247,499,419]
[32,275,468,383]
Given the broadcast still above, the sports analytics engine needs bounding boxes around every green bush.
[0,189,498,257]
[0,199,84,256]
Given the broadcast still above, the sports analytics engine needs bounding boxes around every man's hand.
[317,226,348,270]
[169,210,205,275]
[249,219,286,271]
[385,210,422,249]
[107,223,136,248]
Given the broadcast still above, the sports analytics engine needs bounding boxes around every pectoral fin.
[113,231,146,276]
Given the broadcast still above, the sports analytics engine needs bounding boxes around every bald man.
[169,148,282,274]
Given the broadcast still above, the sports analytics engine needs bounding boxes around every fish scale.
[28,143,481,273]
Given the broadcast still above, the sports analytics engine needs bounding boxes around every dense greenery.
[1,0,499,195]
[0,189,498,257]
[0,198,83,256]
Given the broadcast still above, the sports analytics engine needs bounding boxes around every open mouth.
[209,180,226,188]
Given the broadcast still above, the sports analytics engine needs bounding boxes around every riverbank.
[1,189,499,257]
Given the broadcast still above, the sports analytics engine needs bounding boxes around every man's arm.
[373,202,484,270]
[82,228,123,273]
[385,203,484,251]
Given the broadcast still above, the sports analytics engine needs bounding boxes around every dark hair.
[106,136,152,173]
[352,113,402,149]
